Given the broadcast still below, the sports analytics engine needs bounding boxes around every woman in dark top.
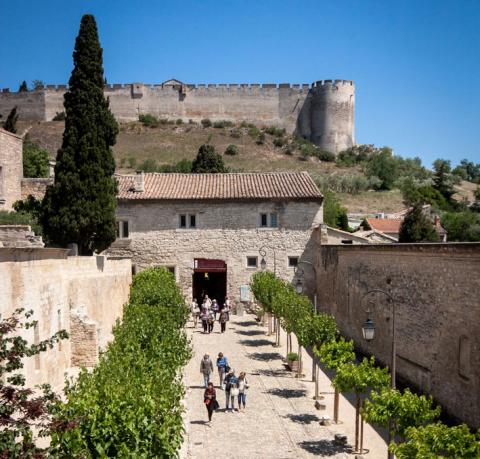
[204,382,218,423]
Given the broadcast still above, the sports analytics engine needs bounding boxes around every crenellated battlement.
[0,77,355,154]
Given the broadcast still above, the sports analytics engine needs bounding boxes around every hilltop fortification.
[0,78,355,153]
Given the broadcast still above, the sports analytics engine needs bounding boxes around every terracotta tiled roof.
[366,218,402,234]
[116,172,322,201]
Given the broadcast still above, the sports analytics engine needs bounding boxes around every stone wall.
[0,129,23,210]
[0,80,355,153]
[316,243,480,428]
[106,199,323,302]
[0,248,132,391]
[21,177,53,200]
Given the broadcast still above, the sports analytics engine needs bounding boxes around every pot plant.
[286,352,301,372]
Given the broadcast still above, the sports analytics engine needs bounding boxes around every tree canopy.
[191,144,227,173]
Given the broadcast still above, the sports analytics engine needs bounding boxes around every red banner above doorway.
[194,258,227,273]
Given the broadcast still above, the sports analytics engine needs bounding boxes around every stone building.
[106,172,323,303]
[0,79,355,153]
[0,128,23,210]
[316,243,480,428]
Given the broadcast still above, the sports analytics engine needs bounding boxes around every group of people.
[191,295,231,334]
[200,353,249,423]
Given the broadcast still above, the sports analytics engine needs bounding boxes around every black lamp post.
[259,247,267,270]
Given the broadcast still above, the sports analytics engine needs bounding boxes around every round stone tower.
[309,80,355,154]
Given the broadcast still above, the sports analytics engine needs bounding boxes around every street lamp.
[259,247,267,270]
[362,317,375,342]
[295,277,304,294]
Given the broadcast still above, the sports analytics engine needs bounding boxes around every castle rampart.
[0,79,355,153]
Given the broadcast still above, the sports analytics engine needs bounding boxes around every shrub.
[256,132,266,145]
[273,137,285,148]
[225,144,239,156]
[52,111,66,121]
[240,121,249,128]
[365,148,398,190]
[138,158,160,172]
[51,268,191,458]
[230,128,241,138]
[192,144,227,173]
[287,352,299,361]
[201,118,212,128]
[265,126,286,137]
[23,141,49,178]
[127,155,137,169]
[315,150,336,162]
[175,118,183,125]
[213,120,233,128]
[284,146,294,155]
[139,113,159,128]
[248,126,260,138]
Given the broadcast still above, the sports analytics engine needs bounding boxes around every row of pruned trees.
[250,271,480,458]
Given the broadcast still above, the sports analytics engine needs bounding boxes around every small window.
[190,214,196,228]
[179,214,196,229]
[116,220,129,239]
[288,257,299,267]
[247,256,258,268]
[179,215,187,228]
[260,213,268,227]
[270,213,278,228]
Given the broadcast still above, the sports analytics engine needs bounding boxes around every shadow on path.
[247,352,283,361]
[235,320,258,327]
[239,339,275,347]
[235,329,265,336]
[285,413,320,425]
[266,388,307,398]
[298,440,352,456]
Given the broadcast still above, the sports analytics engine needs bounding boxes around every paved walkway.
[182,313,388,459]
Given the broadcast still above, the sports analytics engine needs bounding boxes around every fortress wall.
[44,87,66,120]
[0,90,46,121]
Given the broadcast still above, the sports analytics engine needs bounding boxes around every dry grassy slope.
[20,121,475,215]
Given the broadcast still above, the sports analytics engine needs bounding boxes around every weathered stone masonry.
[0,80,355,153]
[316,243,480,428]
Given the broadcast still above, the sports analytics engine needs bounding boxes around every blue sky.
[1,0,479,166]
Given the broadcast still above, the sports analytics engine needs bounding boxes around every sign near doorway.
[240,285,251,302]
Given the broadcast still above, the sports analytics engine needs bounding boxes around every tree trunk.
[355,396,360,452]
[297,344,302,378]
[277,318,281,346]
[267,313,272,335]
[314,359,320,399]
[333,388,339,423]
[312,356,316,383]
[359,399,364,454]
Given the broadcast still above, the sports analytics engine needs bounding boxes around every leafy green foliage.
[337,144,377,166]
[264,126,285,137]
[51,268,191,458]
[362,388,440,438]
[18,81,28,92]
[365,147,398,190]
[314,337,355,371]
[322,191,350,231]
[399,204,440,243]
[213,120,233,128]
[287,352,299,361]
[399,177,447,208]
[137,158,193,173]
[273,137,285,147]
[23,141,49,178]
[192,144,227,173]
[3,106,18,133]
[0,308,68,458]
[256,131,266,145]
[452,159,480,184]
[225,144,239,156]
[139,113,160,128]
[40,15,119,255]
[392,423,480,459]
[433,159,455,202]
[0,206,42,236]
[441,211,480,241]
[52,111,65,121]
[201,118,212,128]
[315,174,382,194]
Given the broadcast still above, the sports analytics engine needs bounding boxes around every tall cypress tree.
[41,15,118,255]
[3,107,18,133]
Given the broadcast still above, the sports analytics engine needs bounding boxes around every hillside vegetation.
[18,120,477,217]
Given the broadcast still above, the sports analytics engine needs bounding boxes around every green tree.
[392,423,480,459]
[315,338,356,423]
[192,144,227,173]
[23,141,49,178]
[32,80,44,90]
[40,15,119,255]
[362,388,440,450]
[322,191,350,231]
[399,204,439,243]
[333,357,391,452]
[3,106,18,133]
[18,81,28,92]
[432,159,455,202]
[365,147,398,190]
[441,211,480,241]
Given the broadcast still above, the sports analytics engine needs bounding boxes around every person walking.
[200,307,209,333]
[204,382,218,424]
[224,369,238,412]
[191,298,200,328]
[223,296,230,321]
[237,372,249,412]
[212,299,219,320]
[200,354,214,388]
[216,352,229,389]
[207,309,215,334]
[219,309,228,333]
[204,295,212,310]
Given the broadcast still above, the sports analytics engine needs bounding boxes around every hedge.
[51,268,191,458]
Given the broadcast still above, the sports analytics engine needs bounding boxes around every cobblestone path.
[182,313,388,458]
